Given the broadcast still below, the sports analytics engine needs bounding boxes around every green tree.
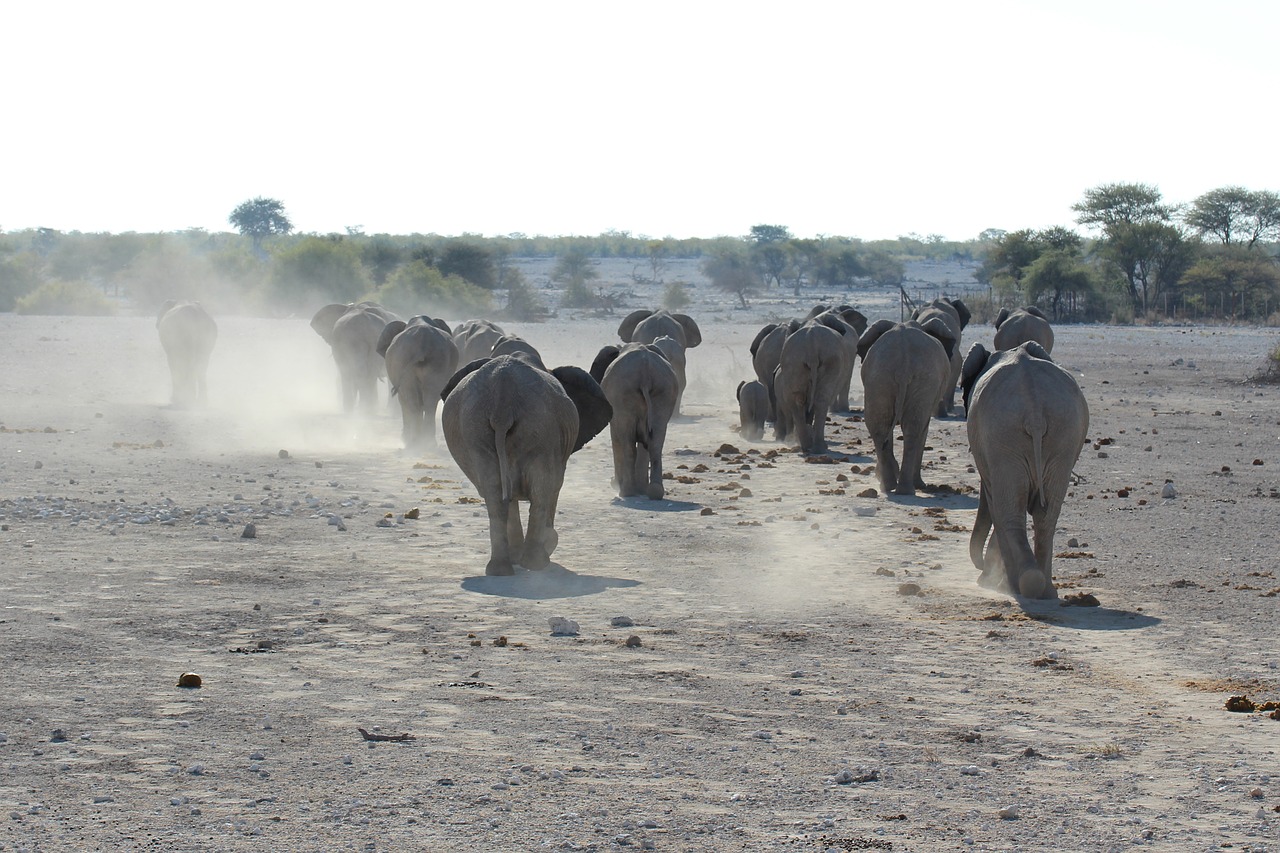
[813,243,865,290]
[662,281,691,311]
[553,248,600,308]
[784,238,822,296]
[500,268,547,321]
[1073,183,1179,314]
[437,240,497,289]
[229,197,293,252]
[361,237,405,285]
[1178,246,1280,319]
[1021,250,1095,320]
[1184,187,1280,248]
[702,249,759,308]
[861,251,905,288]
[748,224,791,289]
[269,236,367,307]
[375,261,492,318]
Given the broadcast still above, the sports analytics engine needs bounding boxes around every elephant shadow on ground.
[462,563,640,600]
[610,496,703,512]
[1019,598,1161,631]
[884,491,981,511]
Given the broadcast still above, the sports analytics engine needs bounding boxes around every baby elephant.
[156,300,217,407]
[736,379,769,441]
[591,343,678,499]
[961,342,1089,599]
[441,355,612,576]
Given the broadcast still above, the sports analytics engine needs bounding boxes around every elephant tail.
[642,384,657,446]
[805,363,820,425]
[493,414,517,503]
[1026,411,1049,508]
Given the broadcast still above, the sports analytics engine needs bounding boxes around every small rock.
[240,523,256,539]
[624,635,642,648]
[897,583,922,597]
[998,805,1019,820]
[1161,482,1176,499]
[857,488,878,498]
[1066,537,1079,548]
[49,730,67,743]
[960,765,981,776]
[610,616,635,628]
[548,617,580,636]
[278,449,290,459]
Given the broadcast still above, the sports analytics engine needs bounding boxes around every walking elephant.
[750,321,797,422]
[441,354,612,576]
[156,300,217,407]
[376,316,459,450]
[775,320,851,454]
[310,301,401,413]
[993,306,1054,354]
[858,318,956,495]
[590,342,679,500]
[452,319,506,363]
[618,309,700,417]
[961,342,1089,599]
[736,379,769,441]
[805,306,867,411]
[910,297,971,417]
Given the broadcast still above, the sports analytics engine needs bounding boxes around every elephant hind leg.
[484,496,516,576]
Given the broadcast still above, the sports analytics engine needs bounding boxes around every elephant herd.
[155,298,1087,599]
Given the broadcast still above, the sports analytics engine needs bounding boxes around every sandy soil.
[1,295,1279,852]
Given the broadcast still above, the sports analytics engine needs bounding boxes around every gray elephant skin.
[591,343,679,499]
[310,301,401,413]
[961,342,1088,599]
[156,300,217,407]
[775,320,852,454]
[441,354,611,576]
[376,316,458,450]
[618,309,701,416]
[751,305,867,419]
[993,306,1054,354]
[910,297,970,417]
[736,379,769,442]
[858,318,956,495]
[452,319,506,363]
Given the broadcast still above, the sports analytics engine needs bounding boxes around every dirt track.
[1,312,1278,851]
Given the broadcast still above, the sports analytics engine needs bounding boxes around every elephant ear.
[376,320,408,357]
[960,343,993,414]
[857,319,897,362]
[920,316,957,361]
[617,309,654,342]
[836,307,868,336]
[441,357,490,402]
[993,307,1011,329]
[156,299,178,326]
[1023,305,1048,320]
[812,312,852,336]
[671,313,701,347]
[551,366,613,453]
[491,335,543,367]
[749,324,778,357]
[589,345,622,383]
[1021,340,1053,361]
[802,304,829,321]
[736,380,746,402]
[949,298,972,329]
[310,303,353,344]
[427,316,452,334]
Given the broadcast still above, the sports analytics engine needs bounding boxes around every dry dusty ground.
[1,301,1279,852]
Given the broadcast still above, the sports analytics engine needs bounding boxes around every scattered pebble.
[548,617,580,636]
[998,805,1020,820]
[610,616,635,628]
[240,523,256,539]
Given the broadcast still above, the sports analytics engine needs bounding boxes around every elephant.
[960,342,1089,599]
[590,342,679,499]
[775,319,852,454]
[618,309,701,417]
[911,297,971,417]
[750,321,797,421]
[805,306,867,411]
[993,306,1054,354]
[156,300,217,407]
[736,379,769,442]
[452,319,506,363]
[375,316,459,450]
[310,301,402,413]
[648,335,688,417]
[441,354,612,576]
[857,317,956,495]
[489,334,543,365]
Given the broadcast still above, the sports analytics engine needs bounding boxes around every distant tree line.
[2,187,1276,322]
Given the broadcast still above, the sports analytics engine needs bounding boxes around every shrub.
[374,261,492,319]
[662,281,691,311]
[15,280,116,316]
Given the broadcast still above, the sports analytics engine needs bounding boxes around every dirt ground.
[1,299,1279,852]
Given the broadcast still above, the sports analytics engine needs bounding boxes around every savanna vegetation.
[2,184,1277,324]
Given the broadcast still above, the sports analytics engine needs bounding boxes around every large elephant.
[911,297,971,417]
[452,319,506,363]
[441,354,611,576]
[857,318,956,495]
[375,316,459,450]
[805,306,867,411]
[310,301,401,413]
[489,334,543,365]
[961,342,1089,599]
[590,342,679,499]
[618,309,701,416]
[993,306,1054,354]
[156,300,217,407]
[775,320,851,454]
[736,379,769,442]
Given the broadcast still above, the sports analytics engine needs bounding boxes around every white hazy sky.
[4,1,1277,241]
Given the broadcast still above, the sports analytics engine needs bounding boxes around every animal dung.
[403,507,420,519]
[897,582,922,597]
[548,617,580,636]
[1061,592,1100,607]
[624,635,642,648]
[176,672,202,688]
[1225,695,1257,713]
[857,488,878,498]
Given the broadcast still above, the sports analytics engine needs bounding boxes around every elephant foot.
[520,547,551,570]
[1016,569,1054,599]
[646,483,665,500]
[890,484,917,497]
[485,558,515,576]
[976,567,1007,592]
